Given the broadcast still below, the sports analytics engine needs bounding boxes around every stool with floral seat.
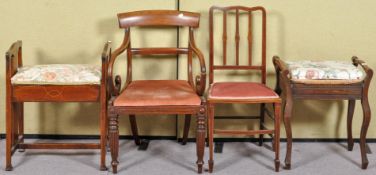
[5,40,110,171]
[273,56,373,170]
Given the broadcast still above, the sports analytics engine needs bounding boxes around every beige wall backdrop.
[1,0,376,139]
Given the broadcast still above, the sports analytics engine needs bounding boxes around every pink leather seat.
[114,80,201,106]
[208,82,279,100]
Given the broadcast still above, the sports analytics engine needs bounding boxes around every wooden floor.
[0,139,375,175]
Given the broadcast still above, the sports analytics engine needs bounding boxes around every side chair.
[207,6,281,172]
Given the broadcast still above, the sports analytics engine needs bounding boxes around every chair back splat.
[209,6,266,84]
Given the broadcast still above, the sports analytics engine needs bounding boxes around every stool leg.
[196,103,206,174]
[182,114,191,145]
[274,103,281,172]
[283,97,293,170]
[109,114,119,173]
[208,104,214,173]
[360,98,371,169]
[347,100,355,151]
[18,102,25,152]
[6,101,14,171]
[100,99,107,171]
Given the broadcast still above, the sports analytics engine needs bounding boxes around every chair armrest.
[352,56,373,95]
[101,41,111,99]
[6,40,23,81]
[189,29,206,96]
[108,29,131,96]
[352,56,373,78]
[272,55,291,95]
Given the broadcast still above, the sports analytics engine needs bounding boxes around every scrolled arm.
[352,56,373,77]
[189,30,206,96]
[107,29,130,96]
[272,55,291,95]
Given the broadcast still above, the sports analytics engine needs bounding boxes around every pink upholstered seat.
[114,80,201,106]
[208,82,279,100]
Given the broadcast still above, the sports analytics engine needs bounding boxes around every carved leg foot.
[109,114,119,174]
[196,101,206,174]
[275,159,280,172]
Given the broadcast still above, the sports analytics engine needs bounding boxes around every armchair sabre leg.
[196,101,206,174]
[109,113,119,173]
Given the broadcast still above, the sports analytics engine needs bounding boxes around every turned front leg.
[196,104,206,174]
[109,114,119,173]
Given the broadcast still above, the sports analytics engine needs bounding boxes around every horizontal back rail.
[118,10,200,28]
[130,47,189,55]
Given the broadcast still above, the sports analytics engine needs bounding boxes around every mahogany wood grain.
[207,6,280,173]
[5,41,111,171]
[273,56,373,170]
[108,10,206,174]
[118,10,200,28]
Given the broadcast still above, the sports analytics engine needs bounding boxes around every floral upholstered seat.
[285,60,365,84]
[11,64,101,85]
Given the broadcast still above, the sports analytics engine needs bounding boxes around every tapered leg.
[274,103,281,172]
[6,101,14,171]
[347,100,355,151]
[100,99,107,171]
[259,103,265,146]
[182,114,191,145]
[109,114,119,173]
[283,97,293,170]
[208,103,214,173]
[129,114,140,145]
[196,103,206,174]
[18,102,25,152]
[360,98,371,169]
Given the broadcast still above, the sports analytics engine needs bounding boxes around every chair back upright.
[209,6,267,84]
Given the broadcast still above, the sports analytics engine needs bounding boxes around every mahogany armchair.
[107,10,206,173]
[5,41,110,171]
[207,6,281,172]
[273,56,373,169]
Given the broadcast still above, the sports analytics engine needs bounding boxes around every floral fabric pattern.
[11,64,101,85]
[285,60,364,80]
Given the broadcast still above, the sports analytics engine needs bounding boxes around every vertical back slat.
[235,9,240,66]
[261,10,267,84]
[222,11,227,66]
[248,11,253,66]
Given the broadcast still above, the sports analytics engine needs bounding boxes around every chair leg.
[274,103,281,172]
[208,103,214,173]
[100,99,107,171]
[181,114,191,145]
[109,114,119,174]
[259,103,265,146]
[283,97,293,170]
[347,100,355,151]
[360,98,371,169]
[129,114,141,145]
[196,103,206,174]
[6,101,14,171]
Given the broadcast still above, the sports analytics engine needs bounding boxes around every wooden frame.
[207,6,281,173]
[5,40,110,171]
[273,56,373,170]
[107,10,206,174]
